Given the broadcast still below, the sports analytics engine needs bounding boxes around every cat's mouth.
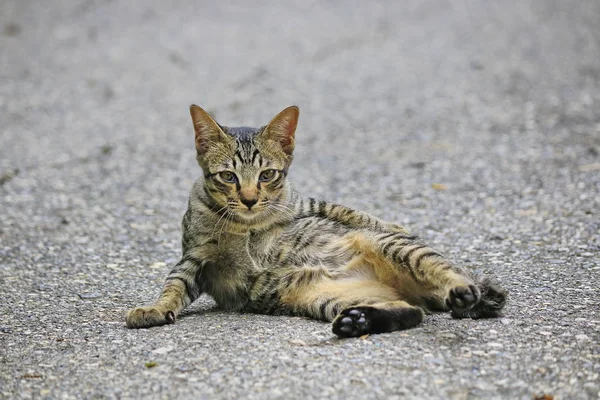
[228,201,276,221]
[232,202,269,217]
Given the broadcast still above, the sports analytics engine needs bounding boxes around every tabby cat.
[125,105,507,337]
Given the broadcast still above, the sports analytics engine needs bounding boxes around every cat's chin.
[233,209,263,221]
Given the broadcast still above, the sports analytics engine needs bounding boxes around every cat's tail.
[451,276,508,319]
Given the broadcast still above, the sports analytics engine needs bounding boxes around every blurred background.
[1,0,598,251]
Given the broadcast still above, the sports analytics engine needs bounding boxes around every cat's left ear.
[262,106,299,156]
[189,104,230,156]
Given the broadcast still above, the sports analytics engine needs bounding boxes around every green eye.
[219,171,237,183]
[259,169,277,182]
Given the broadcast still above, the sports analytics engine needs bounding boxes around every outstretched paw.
[332,308,371,338]
[451,278,508,319]
[332,305,423,338]
[445,285,480,313]
[125,306,175,329]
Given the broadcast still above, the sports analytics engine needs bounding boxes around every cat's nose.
[240,198,258,210]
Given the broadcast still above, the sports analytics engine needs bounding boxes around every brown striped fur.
[125,105,507,337]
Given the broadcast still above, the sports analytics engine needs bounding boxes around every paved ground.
[1,1,599,399]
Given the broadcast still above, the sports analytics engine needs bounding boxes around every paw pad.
[445,285,481,312]
[332,308,371,338]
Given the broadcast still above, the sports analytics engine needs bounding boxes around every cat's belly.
[293,238,356,267]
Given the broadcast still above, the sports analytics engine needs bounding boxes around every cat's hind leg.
[279,270,424,338]
[344,232,507,318]
[446,276,507,319]
[414,267,507,319]
[332,301,423,338]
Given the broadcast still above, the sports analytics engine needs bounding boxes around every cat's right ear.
[189,105,228,155]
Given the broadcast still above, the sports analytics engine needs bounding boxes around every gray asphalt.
[1,1,599,399]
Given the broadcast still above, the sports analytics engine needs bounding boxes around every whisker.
[267,202,296,218]
[217,209,235,249]
[211,205,232,238]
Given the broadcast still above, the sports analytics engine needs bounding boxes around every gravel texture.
[1,1,599,399]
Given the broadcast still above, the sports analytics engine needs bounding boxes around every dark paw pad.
[451,278,508,319]
[445,285,480,312]
[332,308,371,338]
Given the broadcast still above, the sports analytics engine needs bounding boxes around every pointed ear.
[189,105,228,155]
[262,106,299,155]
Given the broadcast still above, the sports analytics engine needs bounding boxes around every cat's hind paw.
[445,285,481,313]
[450,278,508,319]
[125,306,175,328]
[332,309,371,338]
[332,305,423,338]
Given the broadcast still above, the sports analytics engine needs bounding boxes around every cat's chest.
[201,234,258,309]
[210,233,255,268]
[246,229,280,264]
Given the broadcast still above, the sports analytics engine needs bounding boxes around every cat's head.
[189,105,299,221]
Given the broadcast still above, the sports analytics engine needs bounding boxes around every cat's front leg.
[125,256,206,328]
[125,280,185,328]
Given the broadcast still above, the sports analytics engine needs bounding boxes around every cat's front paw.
[445,285,480,313]
[125,306,175,328]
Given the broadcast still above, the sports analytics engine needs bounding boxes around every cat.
[125,105,507,338]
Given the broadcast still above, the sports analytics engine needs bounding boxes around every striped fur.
[125,105,507,337]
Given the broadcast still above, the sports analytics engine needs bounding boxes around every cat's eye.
[259,169,277,182]
[219,171,237,183]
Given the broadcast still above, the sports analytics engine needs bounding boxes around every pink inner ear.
[273,122,295,154]
[190,105,225,156]
[273,109,298,151]
[193,119,226,155]
[278,121,293,138]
